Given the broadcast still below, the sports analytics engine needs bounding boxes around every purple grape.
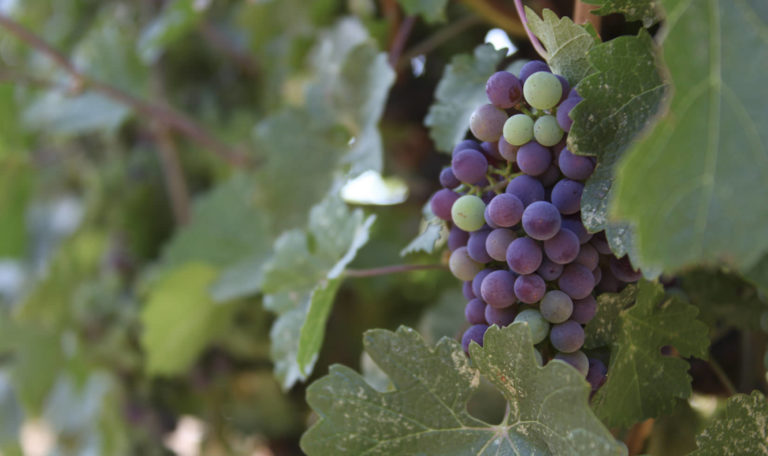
[483,205,499,229]
[556,96,580,132]
[465,298,487,324]
[519,60,551,82]
[430,189,460,220]
[517,141,552,176]
[481,270,517,308]
[448,225,470,251]
[461,324,489,354]
[486,193,524,228]
[522,201,562,240]
[592,266,602,286]
[543,228,580,264]
[574,243,599,270]
[439,167,461,189]
[469,104,507,142]
[452,149,488,184]
[472,268,493,298]
[449,247,483,281]
[485,228,516,262]
[462,281,475,300]
[514,274,546,304]
[539,163,561,187]
[498,137,519,162]
[481,141,503,161]
[562,216,593,244]
[590,232,611,254]
[537,257,563,281]
[550,320,585,353]
[540,290,573,323]
[506,175,545,207]
[567,88,582,101]
[597,267,621,293]
[571,296,597,324]
[558,263,595,299]
[485,305,517,327]
[467,230,492,263]
[555,75,570,103]
[551,179,584,215]
[506,237,543,275]
[486,71,523,108]
[609,256,643,282]
[453,139,482,154]
[558,148,595,181]
[554,350,588,376]
[587,358,608,391]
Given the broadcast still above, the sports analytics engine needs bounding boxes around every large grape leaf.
[301,324,625,455]
[582,0,660,27]
[680,269,768,331]
[611,0,768,274]
[526,8,597,86]
[584,281,709,428]
[140,263,240,376]
[425,45,506,153]
[397,0,448,23]
[262,193,375,388]
[688,391,768,455]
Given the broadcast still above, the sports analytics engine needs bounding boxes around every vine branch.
[344,264,446,278]
[513,0,548,59]
[0,13,251,168]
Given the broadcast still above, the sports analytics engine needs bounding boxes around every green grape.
[451,194,486,232]
[523,71,562,110]
[449,247,483,281]
[503,114,534,146]
[514,309,550,344]
[534,115,564,146]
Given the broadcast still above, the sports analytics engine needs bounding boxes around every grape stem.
[512,0,549,60]
[344,264,446,278]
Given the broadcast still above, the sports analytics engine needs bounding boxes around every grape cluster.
[431,60,643,394]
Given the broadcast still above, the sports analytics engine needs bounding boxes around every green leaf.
[585,281,709,428]
[582,0,661,27]
[401,203,446,256]
[301,324,624,455]
[425,45,506,153]
[525,8,597,85]
[140,263,239,376]
[688,391,768,455]
[396,0,448,23]
[611,0,768,274]
[263,193,375,388]
[0,374,22,447]
[0,159,32,257]
[568,30,666,260]
[679,269,768,331]
[22,92,130,135]
[137,0,205,63]
[745,253,768,295]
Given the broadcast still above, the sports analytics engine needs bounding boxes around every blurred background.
[0,1,760,455]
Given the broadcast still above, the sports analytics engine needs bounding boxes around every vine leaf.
[584,281,709,428]
[425,44,506,154]
[567,30,666,259]
[262,193,375,389]
[582,0,661,28]
[525,8,597,86]
[611,0,768,274]
[401,203,446,256]
[301,324,624,455]
[396,0,449,24]
[688,391,768,455]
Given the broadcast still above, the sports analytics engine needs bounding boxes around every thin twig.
[0,13,251,168]
[398,15,483,71]
[344,264,446,278]
[573,0,602,36]
[513,0,548,59]
[199,21,260,77]
[389,16,416,68]
[152,122,192,225]
[709,357,738,396]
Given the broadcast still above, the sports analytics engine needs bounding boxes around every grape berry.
[429,62,643,394]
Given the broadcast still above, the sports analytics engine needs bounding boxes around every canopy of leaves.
[301,324,624,455]
[611,0,768,274]
[425,45,506,153]
[397,0,449,24]
[585,281,709,428]
[582,0,660,27]
[689,391,768,455]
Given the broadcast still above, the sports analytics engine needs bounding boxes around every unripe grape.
[514,309,550,344]
[523,71,563,110]
[449,247,483,281]
[503,114,534,146]
[533,115,564,146]
[470,104,507,142]
[451,195,486,232]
